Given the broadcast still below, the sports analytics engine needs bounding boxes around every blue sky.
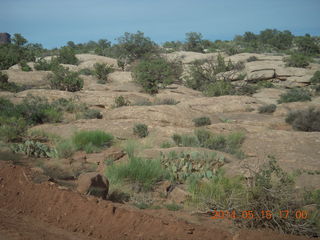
[1,0,319,48]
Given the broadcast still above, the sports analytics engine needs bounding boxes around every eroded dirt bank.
[0,162,309,240]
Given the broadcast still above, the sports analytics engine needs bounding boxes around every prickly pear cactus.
[11,140,54,158]
[160,151,225,182]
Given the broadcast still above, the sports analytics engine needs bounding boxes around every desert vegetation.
[1,29,320,238]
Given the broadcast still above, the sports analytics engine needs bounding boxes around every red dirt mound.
[0,162,309,240]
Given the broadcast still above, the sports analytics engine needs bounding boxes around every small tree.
[48,66,83,92]
[184,32,204,52]
[57,46,79,65]
[116,31,158,62]
[132,57,182,94]
[93,63,114,83]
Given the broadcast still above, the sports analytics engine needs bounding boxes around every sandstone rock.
[168,186,188,204]
[77,172,109,199]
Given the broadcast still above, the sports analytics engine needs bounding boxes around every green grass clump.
[72,130,114,153]
[164,203,183,211]
[154,98,179,105]
[192,116,211,127]
[160,141,174,148]
[187,170,245,210]
[133,123,149,138]
[278,88,311,103]
[54,139,76,158]
[172,129,245,157]
[258,104,277,113]
[106,156,169,191]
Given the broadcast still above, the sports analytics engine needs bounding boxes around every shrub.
[257,80,275,88]
[57,46,79,65]
[172,134,199,147]
[48,65,83,92]
[19,61,32,71]
[193,116,211,127]
[310,71,320,85]
[173,129,245,157]
[93,63,114,83]
[133,123,149,138]
[285,107,320,131]
[114,95,130,107]
[203,81,234,97]
[234,84,258,96]
[132,57,182,94]
[17,95,63,125]
[160,141,174,148]
[106,156,168,191]
[81,109,103,119]
[0,116,27,142]
[0,33,35,70]
[278,88,311,103]
[78,68,93,75]
[72,130,114,153]
[184,32,204,53]
[34,58,59,71]
[247,56,258,62]
[258,104,277,113]
[284,53,311,68]
[0,71,23,92]
[116,31,158,62]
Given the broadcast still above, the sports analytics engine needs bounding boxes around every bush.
[278,88,311,103]
[160,141,174,148]
[34,58,59,71]
[132,57,182,94]
[93,63,114,83]
[193,116,211,127]
[257,80,275,88]
[133,123,149,138]
[173,129,245,157]
[116,31,158,62]
[114,95,130,108]
[17,95,63,124]
[57,46,79,65]
[285,107,320,131]
[48,65,83,92]
[78,68,93,76]
[81,109,103,119]
[258,104,277,113]
[203,81,234,97]
[0,33,35,70]
[106,156,168,191]
[247,56,258,62]
[19,61,32,72]
[0,116,27,142]
[72,130,114,153]
[310,71,320,85]
[284,53,311,68]
[0,71,23,92]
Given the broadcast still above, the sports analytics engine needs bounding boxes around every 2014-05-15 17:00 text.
[210,210,308,220]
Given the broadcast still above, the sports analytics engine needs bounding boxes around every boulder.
[168,186,189,204]
[77,172,109,199]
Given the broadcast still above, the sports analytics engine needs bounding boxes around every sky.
[1,0,320,49]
